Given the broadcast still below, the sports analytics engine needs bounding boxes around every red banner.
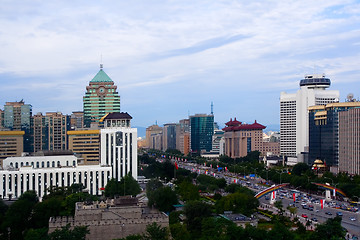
[293,193,296,202]
[320,199,324,209]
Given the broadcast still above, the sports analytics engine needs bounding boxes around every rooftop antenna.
[100,54,103,69]
[211,101,213,115]
[155,120,158,126]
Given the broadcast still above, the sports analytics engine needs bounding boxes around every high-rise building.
[0,109,4,128]
[0,131,24,167]
[70,111,84,129]
[46,112,70,151]
[100,112,137,181]
[163,123,177,151]
[223,118,265,158]
[32,112,70,152]
[189,114,214,153]
[176,119,190,155]
[68,129,100,164]
[145,125,163,149]
[211,129,224,154]
[309,102,360,168]
[32,113,48,152]
[339,107,360,175]
[3,100,33,152]
[83,65,121,128]
[280,74,339,164]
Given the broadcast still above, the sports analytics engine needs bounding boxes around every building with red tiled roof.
[223,118,266,158]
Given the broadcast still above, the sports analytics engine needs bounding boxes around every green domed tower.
[83,65,120,128]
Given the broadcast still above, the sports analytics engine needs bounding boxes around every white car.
[350,217,356,221]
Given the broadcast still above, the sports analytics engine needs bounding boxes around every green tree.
[0,198,9,231]
[2,191,39,240]
[274,200,284,215]
[143,222,169,240]
[292,163,310,176]
[200,217,235,240]
[169,223,191,240]
[148,186,178,213]
[62,192,98,215]
[184,201,212,237]
[268,222,294,240]
[31,196,64,228]
[215,192,259,216]
[310,216,346,240]
[176,181,200,201]
[105,174,141,198]
[48,224,89,240]
[24,228,49,240]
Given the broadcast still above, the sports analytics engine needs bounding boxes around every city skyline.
[1,1,359,128]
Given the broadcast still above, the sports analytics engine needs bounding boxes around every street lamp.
[251,167,257,178]
[264,169,270,182]
[239,166,246,179]
[276,171,286,185]
[323,176,334,186]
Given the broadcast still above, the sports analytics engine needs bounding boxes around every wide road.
[174,160,360,237]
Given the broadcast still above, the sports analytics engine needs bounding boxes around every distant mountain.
[265,124,280,132]
[134,126,146,138]
[133,123,279,139]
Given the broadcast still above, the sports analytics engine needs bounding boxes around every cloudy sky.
[1,0,359,131]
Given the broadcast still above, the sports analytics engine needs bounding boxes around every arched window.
[52,161,55,167]
[36,162,39,168]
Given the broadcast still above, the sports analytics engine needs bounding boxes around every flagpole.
[174,162,176,179]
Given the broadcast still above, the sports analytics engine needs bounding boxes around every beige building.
[145,125,163,149]
[46,112,69,151]
[70,111,84,129]
[262,142,280,156]
[67,129,100,164]
[339,107,360,175]
[223,118,266,158]
[0,131,24,167]
[49,197,169,240]
[0,109,3,129]
[176,119,190,155]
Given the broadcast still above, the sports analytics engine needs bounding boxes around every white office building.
[280,74,339,165]
[100,112,138,181]
[0,155,112,199]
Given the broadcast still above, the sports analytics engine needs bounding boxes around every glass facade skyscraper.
[3,100,33,152]
[189,114,214,153]
[83,65,121,128]
[308,102,360,167]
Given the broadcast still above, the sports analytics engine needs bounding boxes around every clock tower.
[83,65,121,128]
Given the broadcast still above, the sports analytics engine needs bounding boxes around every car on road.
[311,217,318,222]
[350,217,356,221]
[336,212,343,216]
[325,211,332,215]
[301,214,308,218]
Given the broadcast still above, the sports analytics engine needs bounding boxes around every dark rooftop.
[103,112,132,120]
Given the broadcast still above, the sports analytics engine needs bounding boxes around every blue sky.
[1,0,360,130]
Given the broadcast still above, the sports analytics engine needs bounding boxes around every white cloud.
[0,0,359,126]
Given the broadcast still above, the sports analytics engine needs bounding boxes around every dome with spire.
[90,65,113,83]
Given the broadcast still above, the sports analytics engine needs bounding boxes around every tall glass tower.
[3,100,33,152]
[83,65,121,128]
[189,114,214,153]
